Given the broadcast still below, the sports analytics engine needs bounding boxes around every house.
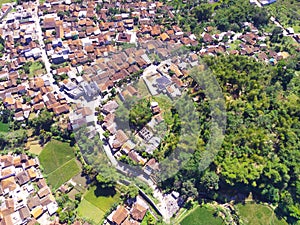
[113,130,129,149]
[18,206,30,223]
[53,104,69,116]
[102,100,119,114]
[144,158,159,175]
[81,81,100,99]
[121,218,139,225]
[160,33,170,42]
[117,33,131,43]
[139,127,153,141]
[130,202,148,221]
[15,171,30,186]
[110,205,129,225]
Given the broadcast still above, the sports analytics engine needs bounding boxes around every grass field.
[236,203,287,225]
[78,185,120,224]
[78,199,104,224]
[0,122,9,132]
[39,140,76,174]
[84,186,120,212]
[46,159,81,189]
[39,140,81,189]
[180,206,223,225]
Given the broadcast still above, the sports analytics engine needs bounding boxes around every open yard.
[29,61,46,77]
[28,144,43,155]
[0,122,9,132]
[236,203,287,225]
[78,185,120,224]
[39,140,81,189]
[180,205,223,225]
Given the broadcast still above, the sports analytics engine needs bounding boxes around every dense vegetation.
[159,54,300,224]
[170,0,269,35]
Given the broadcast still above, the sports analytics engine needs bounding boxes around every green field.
[39,140,76,174]
[84,186,120,212]
[78,199,105,224]
[0,122,9,132]
[236,203,287,225]
[78,185,120,224]
[39,140,81,189]
[180,206,223,225]
[46,159,81,189]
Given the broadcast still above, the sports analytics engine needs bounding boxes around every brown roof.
[43,17,56,29]
[37,186,51,198]
[1,177,17,192]
[34,77,44,89]
[203,33,213,43]
[27,196,41,210]
[37,178,47,189]
[151,25,161,36]
[113,130,129,149]
[0,155,13,168]
[16,171,30,186]
[1,215,13,225]
[53,104,69,115]
[27,167,37,179]
[19,206,30,221]
[131,203,147,221]
[33,102,45,111]
[112,205,128,225]
[121,218,139,225]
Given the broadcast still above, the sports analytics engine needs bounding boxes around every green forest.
[158,54,300,224]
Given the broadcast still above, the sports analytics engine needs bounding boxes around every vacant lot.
[0,122,9,132]
[39,140,81,189]
[46,159,81,189]
[39,140,75,174]
[78,185,120,224]
[28,144,43,155]
[180,206,223,225]
[236,203,287,225]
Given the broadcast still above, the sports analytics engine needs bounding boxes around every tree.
[97,114,104,124]
[125,184,139,199]
[270,27,283,43]
[181,180,198,199]
[31,110,54,134]
[199,171,219,191]
[129,99,152,129]
[192,4,213,22]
